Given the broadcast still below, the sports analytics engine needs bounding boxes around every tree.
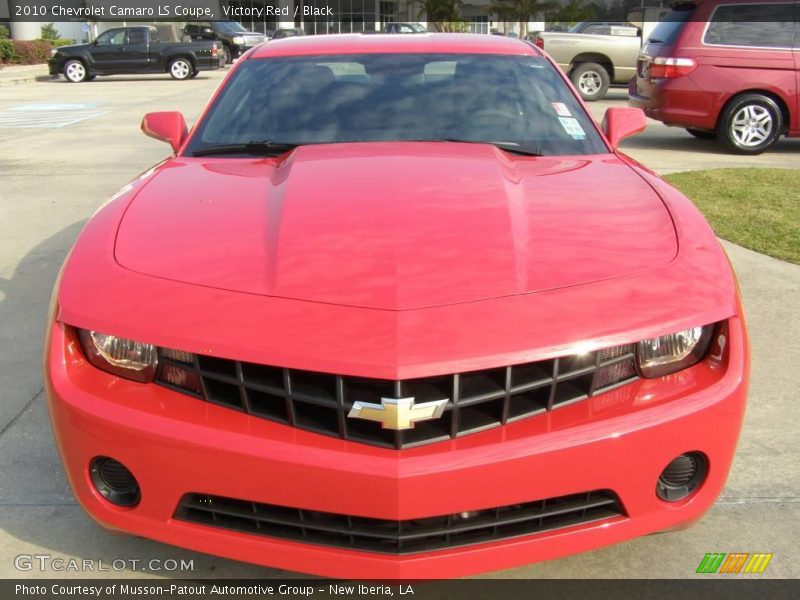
[489,0,518,34]
[412,0,465,32]
[40,23,61,41]
[549,0,599,23]
[599,0,649,20]
[489,0,554,38]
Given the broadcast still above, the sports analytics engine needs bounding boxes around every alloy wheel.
[170,59,192,80]
[730,104,773,147]
[65,61,86,83]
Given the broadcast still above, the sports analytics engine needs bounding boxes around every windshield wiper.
[192,141,299,157]
[428,138,543,157]
[191,139,543,157]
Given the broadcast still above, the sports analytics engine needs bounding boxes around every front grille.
[156,345,638,449]
[175,490,625,555]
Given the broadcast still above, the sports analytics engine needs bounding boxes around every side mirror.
[602,107,647,150]
[141,111,187,153]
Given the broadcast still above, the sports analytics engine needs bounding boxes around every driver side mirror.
[141,112,187,153]
[602,107,647,150]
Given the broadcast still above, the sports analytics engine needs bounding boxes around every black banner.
[5,0,800,23]
[4,580,800,600]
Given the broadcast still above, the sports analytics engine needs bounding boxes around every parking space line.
[0,102,110,128]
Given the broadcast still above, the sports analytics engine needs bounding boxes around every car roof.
[249,33,540,58]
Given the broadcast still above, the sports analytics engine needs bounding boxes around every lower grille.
[175,490,625,555]
[661,454,699,486]
[156,345,638,449]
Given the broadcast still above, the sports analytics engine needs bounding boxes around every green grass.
[665,168,800,264]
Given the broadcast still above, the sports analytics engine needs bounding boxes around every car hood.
[56,43,88,52]
[115,143,677,311]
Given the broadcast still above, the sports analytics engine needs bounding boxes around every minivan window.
[646,7,694,44]
[704,3,795,48]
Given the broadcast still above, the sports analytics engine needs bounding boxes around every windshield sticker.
[551,102,572,117]
[559,117,586,140]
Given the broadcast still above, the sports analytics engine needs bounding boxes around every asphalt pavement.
[0,71,798,579]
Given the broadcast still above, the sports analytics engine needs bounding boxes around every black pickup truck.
[49,26,222,83]
[183,21,266,64]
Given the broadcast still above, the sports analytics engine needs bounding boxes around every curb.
[0,73,56,87]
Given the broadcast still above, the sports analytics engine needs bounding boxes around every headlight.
[78,330,158,383]
[636,325,715,378]
[50,48,58,57]
[232,36,245,45]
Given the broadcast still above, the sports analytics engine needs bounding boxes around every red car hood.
[115,143,677,311]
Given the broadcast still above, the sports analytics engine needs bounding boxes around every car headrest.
[300,64,335,87]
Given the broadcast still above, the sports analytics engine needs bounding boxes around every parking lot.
[0,71,798,578]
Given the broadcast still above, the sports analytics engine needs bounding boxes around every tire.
[686,128,717,140]
[169,58,193,81]
[718,93,782,155]
[190,70,199,79]
[570,62,610,102]
[220,45,231,65]
[63,59,88,83]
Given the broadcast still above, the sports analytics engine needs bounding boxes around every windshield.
[185,53,607,157]
[215,21,248,33]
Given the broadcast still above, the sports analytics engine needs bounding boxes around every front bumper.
[229,44,249,60]
[45,316,748,578]
[230,40,264,59]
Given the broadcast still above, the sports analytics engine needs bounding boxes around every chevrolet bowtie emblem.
[347,397,448,430]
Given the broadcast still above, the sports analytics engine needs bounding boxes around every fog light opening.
[89,456,141,507]
[656,452,708,502]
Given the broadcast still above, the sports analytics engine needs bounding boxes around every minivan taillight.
[649,57,696,79]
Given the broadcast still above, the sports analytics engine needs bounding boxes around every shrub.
[40,23,61,41]
[0,39,16,65]
[0,38,56,66]
[10,40,52,65]
[0,24,10,40]
[38,38,75,48]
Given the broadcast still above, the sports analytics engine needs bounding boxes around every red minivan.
[629,0,799,154]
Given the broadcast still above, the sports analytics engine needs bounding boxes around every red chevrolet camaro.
[45,34,749,578]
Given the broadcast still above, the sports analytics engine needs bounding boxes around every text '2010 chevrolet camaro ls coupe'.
[44,34,749,579]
